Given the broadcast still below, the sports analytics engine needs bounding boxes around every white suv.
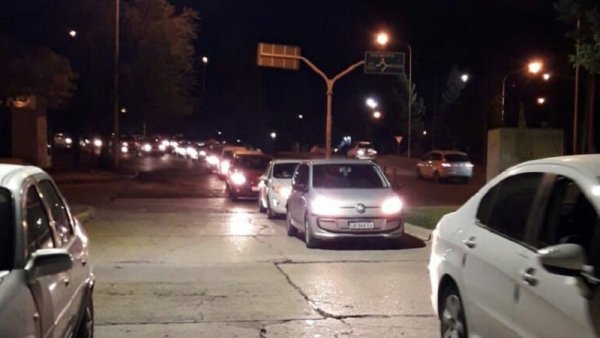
[429,155,600,338]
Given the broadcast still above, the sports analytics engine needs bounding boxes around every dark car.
[226,151,272,200]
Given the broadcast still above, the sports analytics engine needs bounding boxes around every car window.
[293,164,309,187]
[477,173,543,242]
[38,180,73,246]
[25,186,54,254]
[445,154,469,162]
[431,153,442,161]
[0,188,14,270]
[273,163,299,179]
[234,155,271,170]
[312,164,387,189]
[537,176,599,272]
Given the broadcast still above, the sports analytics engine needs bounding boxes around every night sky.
[2,0,571,158]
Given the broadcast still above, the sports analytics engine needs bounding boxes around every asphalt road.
[56,154,481,337]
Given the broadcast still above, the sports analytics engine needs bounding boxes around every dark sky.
[2,0,571,154]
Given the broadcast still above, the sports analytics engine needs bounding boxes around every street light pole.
[573,18,581,154]
[112,0,120,170]
[407,43,413,159]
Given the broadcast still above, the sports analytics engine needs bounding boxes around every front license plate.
[251,186,259,192]
[348,221,374,229]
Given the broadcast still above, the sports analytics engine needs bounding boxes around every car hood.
[311,188,398,207]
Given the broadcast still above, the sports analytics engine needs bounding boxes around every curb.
[405,223,433,242]
[73,206,95,224]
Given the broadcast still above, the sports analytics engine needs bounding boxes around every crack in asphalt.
[253,236,290,260]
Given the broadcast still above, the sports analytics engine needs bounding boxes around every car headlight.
[273,184,291,199]
[199,150,207,157]
[466,163,474,168]
[159,144,167,152]
[220,161,230,174]
[93,139,103,147]
[231,172,246,185]
[311,196,341,216]
[142,143,152,152]
[207,155,218,165]
[121,146,128,153]
[186,147,197,157]
[381,196,403,215]
[357,149,365,155]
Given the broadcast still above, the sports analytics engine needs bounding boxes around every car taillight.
[441,163,452,167]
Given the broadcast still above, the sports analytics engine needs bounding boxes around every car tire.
[75,296,94,338]
[286,210,297,237]
[439,284,468,338]
[304,216,319,248]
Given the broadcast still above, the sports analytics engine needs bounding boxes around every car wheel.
[76,296,94,338]
[258,194,266,213]
[304,216,319,248]
[440,285,468,338]
[286,209,297,237]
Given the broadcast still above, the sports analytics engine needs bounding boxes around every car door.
[288,164,309,225]
[461,172,544,337]
[22,183,67,338]
[38,179,90,336]
[260,163,273,207]
[515,173,600,338]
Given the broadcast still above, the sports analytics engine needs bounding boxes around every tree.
[121,0,199,132]
[556,0,600,153]
[0,34,76,109]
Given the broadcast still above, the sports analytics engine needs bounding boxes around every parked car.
[258,159,302,218]
[286,159,404,248]
[416,150,474,183]
[429,154,600,338]
[346,141,377,160]
[226,151,272,200]
[0,164,94,338]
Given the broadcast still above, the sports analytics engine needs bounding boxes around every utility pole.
[112,0,120,170]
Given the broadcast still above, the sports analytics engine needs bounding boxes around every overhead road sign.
[257,43,301,70]
[364,51,405,75]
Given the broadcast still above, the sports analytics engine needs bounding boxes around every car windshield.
[445,154,470,162]
[273,163,299,179]
[312,164,387,189]
[0,188,13,271]
[236,156,271,170]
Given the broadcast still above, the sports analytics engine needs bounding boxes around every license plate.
[348,221,374,229]
[251,186,259,192]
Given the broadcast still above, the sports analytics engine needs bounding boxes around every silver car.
[258,159,301,218]
[0,164,94,338]
[286,159,404,248]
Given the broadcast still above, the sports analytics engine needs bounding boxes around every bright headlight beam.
[381,196,403,214]
[311,196,341,216]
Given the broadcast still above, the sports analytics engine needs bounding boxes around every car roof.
[272,159,303,164]
[234,150,268,156]
[517,154,600,178]
[307,159,376,165]
[0,164,45,189]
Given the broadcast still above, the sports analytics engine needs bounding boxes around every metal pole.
[501,76,507,126]
[573,18,581,154]
[112,0,120,170]
[407,43,413,159]
[325,81,333,159]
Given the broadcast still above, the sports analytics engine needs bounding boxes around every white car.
[286,159,404,248]
[429,154,600,338]
[346,141,377,160]
[0,165,94,338]
[258,159,301,218]
[416,150,474,183]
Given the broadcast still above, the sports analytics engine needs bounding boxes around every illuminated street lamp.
[120,107,127,114]
[202,56,208,64]
[270,132,277,139]
[69,30,77,38]
[543,73,551,81]
[422,130,427,136]
[217,131,222,136]
[376,32,389,46]
[501,60,545,125]
[298,114,303,119]
[366,98,378,109]
[373,111,382,119]
[537,97,546,105]
[460,74,470,83]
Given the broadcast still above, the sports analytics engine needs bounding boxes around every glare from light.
[142,143,152,152]
[207,155,218,165]
[273,184,292,199]
[298,114,304,119]
[228,209,253,236]
[543,73,551,81]
[441,163,452,167]
[366,98,378,109]
[161,140,170,146]
[202,56,208,64]
[422,130,427,136]
[220,161,231,174]
[159,144,167,152]
[528,61,543,74]
[311,196,341,216]
[65,137,73,145]
[69,30,77,38]
[217,131,222,136]
[376,32,389,46]
[121,146,128,153]
[236,139,242,143]
[231,172,246,185]
[592,186,600,197]
[381,196,403,214]
[186,147,197,157]
[270,132,277,139]
[537,97,546,105]
[199,150,207,157]
[93,139,103,147]
[120,107,127,113]
[357,149,366,156]
[460,74,469,83]
[373,111,382,119]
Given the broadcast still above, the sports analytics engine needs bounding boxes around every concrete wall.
[487,128,563,181]
[11,96,49,168]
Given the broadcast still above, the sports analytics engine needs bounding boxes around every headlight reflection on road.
[228,208,254,236]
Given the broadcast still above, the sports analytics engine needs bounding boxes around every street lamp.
[366,98,378,109]
[377,31,413,158]
[69,30,77,38]
[537,97,546,105]
[202,56,208,64]
[501,60,544,125]
[461,74,470,83]
[297,114,303,119]
[120,107,127,114]
[373,111,382,119]
[543,73,551,81]
[270,132,277,139]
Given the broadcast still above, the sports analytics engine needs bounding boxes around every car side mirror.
[538,243,586,276]
[26,248,73,281]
